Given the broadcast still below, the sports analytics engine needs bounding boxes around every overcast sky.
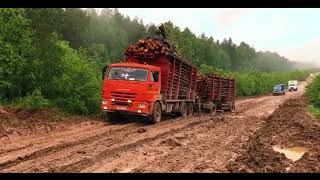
[99,8,320,64]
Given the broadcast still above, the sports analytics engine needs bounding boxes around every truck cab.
[288,80,298,91]
[101,62,161,121]
[273,84,286,96]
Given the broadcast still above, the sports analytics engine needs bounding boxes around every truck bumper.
[101,100,151,116]
[289,88,297,91]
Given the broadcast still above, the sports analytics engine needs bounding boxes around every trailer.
[196,73,236,114]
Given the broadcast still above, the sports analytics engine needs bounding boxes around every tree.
[0,8,35,99]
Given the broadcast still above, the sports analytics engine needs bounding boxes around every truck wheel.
[106,112,115,122]
[187,103,194,116]
[150,102,162,124]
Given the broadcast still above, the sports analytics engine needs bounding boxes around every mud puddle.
[272,146,307,162]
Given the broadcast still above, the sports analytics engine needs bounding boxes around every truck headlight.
[138,104,146,108]
[102,100,108,104]
[128,100,132,103]
[111,98,115,101]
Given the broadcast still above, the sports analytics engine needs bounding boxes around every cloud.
[213,11,291,53]
[215,8,252,31]
[281,37,320,63]
[118,8,215,36]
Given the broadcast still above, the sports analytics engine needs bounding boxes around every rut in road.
[0,115,213,172]
[0,122,138,170]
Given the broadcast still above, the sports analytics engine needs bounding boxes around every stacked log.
[196,74,209,100]
[220,78,229,100]
[166,60,196,100]
[125,38,172,56]
[220,77,235,101]
[196,73,235,102]
[229,79,236,100]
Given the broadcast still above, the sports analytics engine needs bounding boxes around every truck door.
[149,71,160,93]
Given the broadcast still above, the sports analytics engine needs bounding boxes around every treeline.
[0,9,103,114]
[306,75,320,118]
[235,71,309,96]
[0,8,307,114]
[199,64,309,96]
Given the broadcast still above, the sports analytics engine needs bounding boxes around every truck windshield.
[289,84,296,86]
[274,85,281,90]
[108,67,148,81]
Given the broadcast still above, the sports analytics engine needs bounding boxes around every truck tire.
[106,112,115,122]
[206,104,216,115]
[187,103,194,116]
[177,102,188,118]
[150,102,162,124]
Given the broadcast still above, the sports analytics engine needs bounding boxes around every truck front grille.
[111,91,137,106]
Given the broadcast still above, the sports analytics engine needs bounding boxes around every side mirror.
[102,65,108,80]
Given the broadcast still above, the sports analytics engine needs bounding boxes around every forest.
[0,8,310,114]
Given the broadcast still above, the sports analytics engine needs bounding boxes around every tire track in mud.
[86,114,258,173]
[0,123,107,154]
[1,116,212,172]
[0,123,138,171]
[82,116,227,172]
[236,97,271,113]
[56,119,208,172]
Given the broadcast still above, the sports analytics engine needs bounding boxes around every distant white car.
[288,80,298,91]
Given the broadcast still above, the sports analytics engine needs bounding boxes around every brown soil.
[227,96,320,173]
[1,82,318,172]
[0,107,100,139]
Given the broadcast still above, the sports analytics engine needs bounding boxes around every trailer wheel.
[187,103,194,116]
[206,104,216,115]
[211,104,217,115]
[177,102,188,118]
[150,102,162,124]
[230,102,236,113]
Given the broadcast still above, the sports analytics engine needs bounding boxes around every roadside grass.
[308,105,320,120]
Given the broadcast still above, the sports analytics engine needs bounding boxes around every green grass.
[308,105,320,119]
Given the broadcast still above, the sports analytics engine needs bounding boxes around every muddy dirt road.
[0,82,308,172]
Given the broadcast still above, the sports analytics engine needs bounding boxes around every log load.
[124,38,180,57]
[124,37,197,101]
[196,73,235,102]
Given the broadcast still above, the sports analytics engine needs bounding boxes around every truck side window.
[151,71,159,82]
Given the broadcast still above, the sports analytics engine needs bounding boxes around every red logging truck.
[101,35,235,124]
